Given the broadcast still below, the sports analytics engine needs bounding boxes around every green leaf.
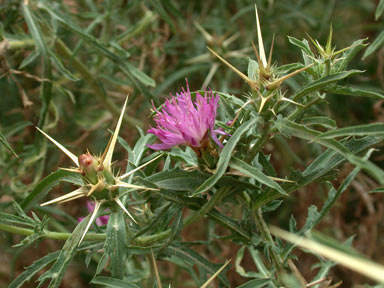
[39,3,155,88]
[37,215,91,288]
[123,62,155,87]
[236,278,271,288]
[22,3,48,56]
[370,187,384,193]
[149,0,176,32]
[21,170,83,211]
[229,157,287,195]
[248,58,259,82]
[8,251,60,288]
[292,70,363,102]
[326,85,384,100]
[163,243,230,287]
[0,130,18,157]
[48,49,80,81]
[363,30,384,59]
[145,168,257,192]
[252,136,382,210]
[192,118,258,196]
[287,36,314,57]
[103,210,127,279]
[18,49,40,69]
[301,116,337,129]
[0,212,35,228]
[275,118,384,185]
[337,39,367,71]
[319,123,384,139]
[235,246,260,278]
[90,276,140,288]
[313,150,374,228]
[376,0,384,20]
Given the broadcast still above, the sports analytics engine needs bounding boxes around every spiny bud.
[78,153,99,184]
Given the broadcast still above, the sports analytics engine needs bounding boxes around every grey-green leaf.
[0,130,18,157]
[90,276,140,288]
[326,85,384,100]
[8,251,60,288]
[376,0,384,20]
[319,123,384,139]
[363,30,384,59]
[292,70,363,102]
[192,118,258,196]
[229,157,287,195]
[37,215,91,288]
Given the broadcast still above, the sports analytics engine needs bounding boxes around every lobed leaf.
[37,215,91,288]
[8,251,60,288]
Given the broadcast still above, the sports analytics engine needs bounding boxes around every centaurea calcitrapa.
[148,81,225,167]
[37,97,160,244]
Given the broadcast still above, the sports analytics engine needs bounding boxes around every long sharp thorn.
[251,41,263,66]
[119,154,163,180]
[115,198,137,223]
[103,96,129,169]
[194,22,213,43]
[207,47,253,85]
[79,201,102,245]
[114,181,158,191]
[255,5,267,68]
[57,193,86,204]
[266,63,315,89]
[36,127,79,167]
[268,34,275,69]
[200,259,231,288]
[40,188,86,206]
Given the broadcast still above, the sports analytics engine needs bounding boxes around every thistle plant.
[2,1,384,288]
[36,97,160,243]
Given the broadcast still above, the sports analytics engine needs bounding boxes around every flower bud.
[78,153,99,184]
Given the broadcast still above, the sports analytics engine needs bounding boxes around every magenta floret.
[148,81,223,150]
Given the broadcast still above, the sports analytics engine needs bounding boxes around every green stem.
[184,187,230,226]
[287,98,322,123]
[245,120,271,163]
[116,10,156,44]
[0,223,170,246]
[252,209,284,282]
[6,39,35,50]
[54,39,143,128]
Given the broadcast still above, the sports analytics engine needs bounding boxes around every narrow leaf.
[90,276,140,288]
[327,85,384,100]
[192,118,258,196]
[0,130,18,157]
[292,70,362,102]
[363,30,384,59]
[37,215,92,288]
[8,251,60,288]
[319,123,384,139]
[229,157,287,195]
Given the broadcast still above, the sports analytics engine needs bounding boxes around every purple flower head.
[148,81,224,150]
[78,201,109,226]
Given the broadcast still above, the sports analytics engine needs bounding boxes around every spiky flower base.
[37,97,160,244]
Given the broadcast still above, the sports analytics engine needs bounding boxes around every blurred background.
[1,0,384,286]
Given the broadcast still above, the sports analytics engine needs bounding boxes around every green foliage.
[2,0,384,287]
